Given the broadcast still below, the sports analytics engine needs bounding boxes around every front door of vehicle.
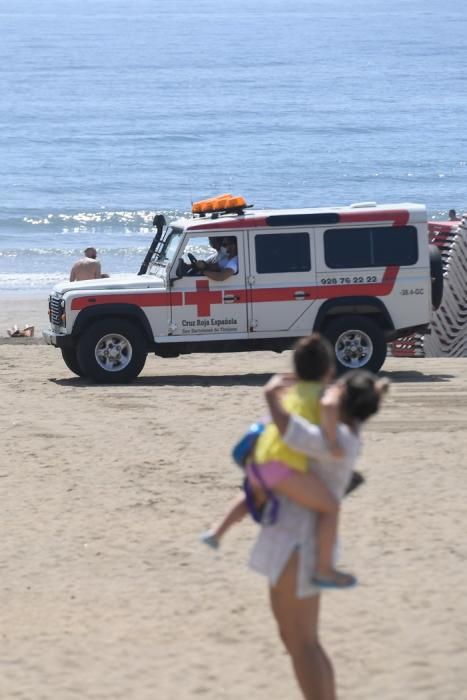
[247,229,318,333]
[168,233,248,338]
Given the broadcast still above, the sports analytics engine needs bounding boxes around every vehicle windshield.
[148,226,184,273]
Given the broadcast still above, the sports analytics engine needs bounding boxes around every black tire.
[76,318,147,383]
[61,347,84,377]
[429,244,443,310]
[323,315,387,374]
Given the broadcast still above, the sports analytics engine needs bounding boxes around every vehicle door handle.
[294,291,310,299]
[224,294,240,303]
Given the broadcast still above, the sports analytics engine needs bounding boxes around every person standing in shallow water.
[69,247,109,281]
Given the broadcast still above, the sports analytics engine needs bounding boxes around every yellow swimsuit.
[253,381,321,472]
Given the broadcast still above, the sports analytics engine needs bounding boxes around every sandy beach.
[1,297,467,699]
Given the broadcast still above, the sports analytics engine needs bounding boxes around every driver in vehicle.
[198,236,238,281]
[181,236,226,276]
[205,237,228,268]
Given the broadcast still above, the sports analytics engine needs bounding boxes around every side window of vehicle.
[182,236,214,262]
[372,226,418,266]
[177,235,239,277]
[255,232,311,273]
[324,226,418,268]
[174,236,211,276]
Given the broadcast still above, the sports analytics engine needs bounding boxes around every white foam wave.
[22,208,187,228]
[0,246,147,257]
[0,272,67,291]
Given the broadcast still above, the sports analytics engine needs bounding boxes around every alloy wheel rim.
[335,329,373,369]
[95,333,132,372]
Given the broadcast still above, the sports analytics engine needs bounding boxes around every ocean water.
[1,0,466,293]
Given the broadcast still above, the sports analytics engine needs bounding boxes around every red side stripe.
[339,210,409,226]
[71,292,183,311]
[70,266,399,313]
[230,266,399,304]
[188,209,410,231]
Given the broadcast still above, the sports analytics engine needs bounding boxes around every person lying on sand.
[7,324,34,337]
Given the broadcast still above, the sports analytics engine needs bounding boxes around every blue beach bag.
[231,421,265,467]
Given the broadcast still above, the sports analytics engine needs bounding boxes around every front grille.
[49,295,64,326]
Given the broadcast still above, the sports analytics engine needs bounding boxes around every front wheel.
[61,347,84,377]
[76,319,147,383]
[323,315,387,374]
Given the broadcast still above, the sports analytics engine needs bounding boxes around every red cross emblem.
[184,279,223,317]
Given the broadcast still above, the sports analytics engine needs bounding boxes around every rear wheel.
[61,347,84,377]
[76,319,147,383]
[323,315,387,374]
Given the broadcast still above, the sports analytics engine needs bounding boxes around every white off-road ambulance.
[43,194,443,382]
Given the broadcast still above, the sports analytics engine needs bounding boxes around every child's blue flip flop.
[199,531,219,550]
[312,572,357,589]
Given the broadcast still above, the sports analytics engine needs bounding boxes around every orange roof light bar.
[227,196,246,209]
[192,193,232,214]
[192,194,247,215]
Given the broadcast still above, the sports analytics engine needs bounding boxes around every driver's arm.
[203,268,235,281]
[195,259,221,272]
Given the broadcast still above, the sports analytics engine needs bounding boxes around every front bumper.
[42,329,73,348]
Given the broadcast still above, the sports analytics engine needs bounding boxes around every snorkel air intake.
[138,213,167,275]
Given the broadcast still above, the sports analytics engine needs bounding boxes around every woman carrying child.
[249,370,388,700]
[202,333,355,589]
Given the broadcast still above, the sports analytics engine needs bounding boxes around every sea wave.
[0,209,190,251]
[0,272,68,292]
[22,210,161,228]
[0,246,148,258]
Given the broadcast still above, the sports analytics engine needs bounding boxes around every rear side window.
[255,232,311,273]
[324,226,418,268]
